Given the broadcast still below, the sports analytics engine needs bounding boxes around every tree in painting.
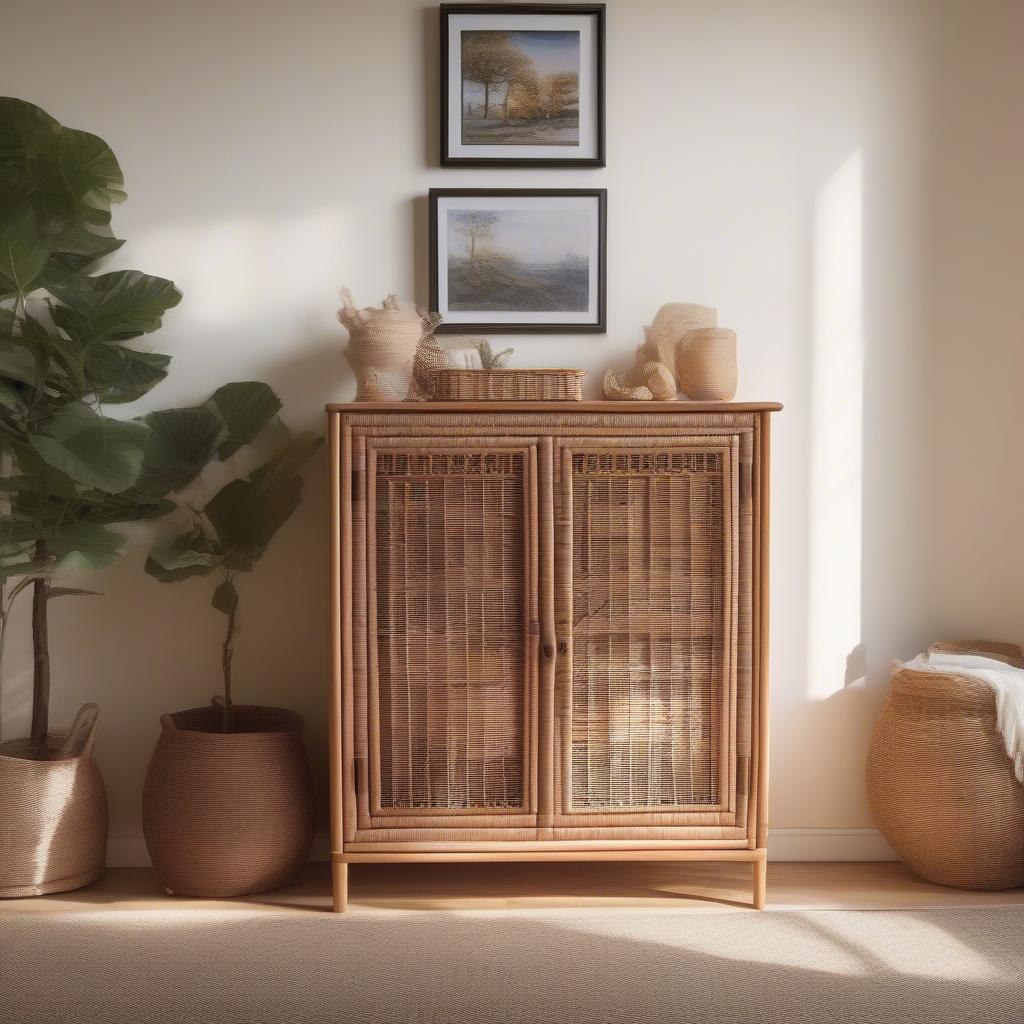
[453,211,499,276]
[461,30,580,146]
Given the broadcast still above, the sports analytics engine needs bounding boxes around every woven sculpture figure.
[603,341,674,401]
[337,288,442,401]
[867,641,1024,890]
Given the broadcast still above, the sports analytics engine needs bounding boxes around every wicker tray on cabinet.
[432,368,585,402]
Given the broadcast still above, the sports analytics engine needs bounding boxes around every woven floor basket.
[867,641,1024,890]
[432,368,585,402]
[142,705,314,897]
[0,727,107,898]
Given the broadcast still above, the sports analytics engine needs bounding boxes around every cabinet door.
[349,436,539,838]
[551,436,750,838]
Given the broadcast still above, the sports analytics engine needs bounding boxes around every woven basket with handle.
[0,707,107,898]
[432,368,585,402]
[866,640,1024,890]
[142,705,314,897]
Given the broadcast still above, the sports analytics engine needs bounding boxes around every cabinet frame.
[328,402,778,912]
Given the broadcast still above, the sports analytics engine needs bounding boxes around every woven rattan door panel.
[550,435,750,840]
[350,436,540,839]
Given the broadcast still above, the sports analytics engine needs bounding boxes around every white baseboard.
[766,828,897,861]
[108,828,896,867]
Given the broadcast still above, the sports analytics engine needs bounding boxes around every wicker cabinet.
[328,402,778,910]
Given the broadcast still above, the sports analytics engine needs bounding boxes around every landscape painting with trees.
[446,206,590,312]
[460,30,580,146]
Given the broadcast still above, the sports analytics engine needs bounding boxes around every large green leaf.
[208,381,282,458]
[211,577,239,616]
[84,344,170,404]
[47,223,124,265]
[48,270,181,341]
[0,97,58,165]
[0,379,26,420]
[2,100,124,229]
[133,404,225,497]
[0,550,48,582]
[47,522,125,573]
[73,488,175,525]
[145,528,223,582]
[48,125,125,208]
[0,338,37,385]
[204,474,303,563]
[0,211,49,297]
[5,444,80,499]
[29,401,148,492]
[249,432,323,487]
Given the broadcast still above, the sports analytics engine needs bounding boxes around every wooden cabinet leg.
[332,862,348,913]
[752,855,767,910]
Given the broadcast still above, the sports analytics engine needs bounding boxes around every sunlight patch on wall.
[126,206,351,329]
[807,153,864,700]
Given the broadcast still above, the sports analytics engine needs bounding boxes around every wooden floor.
[5,862,1024,915]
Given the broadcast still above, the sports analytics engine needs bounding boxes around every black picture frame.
[440,3,606,168]
[429,187,607,334]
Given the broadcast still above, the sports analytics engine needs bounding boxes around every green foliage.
[145,429,322,587]
[144,412,322,733]
[1,97,320,740]
[0,99,288,745]
[0,98,186,587]
[475,338,513,370]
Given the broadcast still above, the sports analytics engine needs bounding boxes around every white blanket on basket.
[901,651,1024,785]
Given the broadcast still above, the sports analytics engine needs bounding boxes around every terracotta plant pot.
[0,724,107,898]
[142,705,314,897]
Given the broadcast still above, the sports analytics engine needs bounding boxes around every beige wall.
[2,0,1021,861]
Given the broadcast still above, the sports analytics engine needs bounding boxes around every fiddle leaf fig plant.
[0,97,195,752]
[144,391,322,733]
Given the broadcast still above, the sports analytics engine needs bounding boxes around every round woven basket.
[677,328,737,401]
[349,317,423,374]
[866,641,1024,890]
[0,725,107,898]
[142,705,314,897]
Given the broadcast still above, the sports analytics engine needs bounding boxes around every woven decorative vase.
[338,290,441,401]
[142,705,314,897]
[678,328,737,401]
[0,724,107,898]
[866,641,1024,890]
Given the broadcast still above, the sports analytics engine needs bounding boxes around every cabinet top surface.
[326,401,783,414]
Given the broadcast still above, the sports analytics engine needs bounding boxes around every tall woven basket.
[0,720,107,898]
[142,705,314,897]
[867,641,1024,890]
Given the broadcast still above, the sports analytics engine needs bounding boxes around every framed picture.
[429,188,607,333]
[440,3,606,167]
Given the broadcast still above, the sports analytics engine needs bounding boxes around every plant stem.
[30,540,51,750]
[221,583,238,733]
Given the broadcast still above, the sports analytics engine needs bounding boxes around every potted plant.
[0,97,202,896]
[142,409,321,897]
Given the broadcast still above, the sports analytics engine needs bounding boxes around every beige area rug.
[1,907,1022,1023]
